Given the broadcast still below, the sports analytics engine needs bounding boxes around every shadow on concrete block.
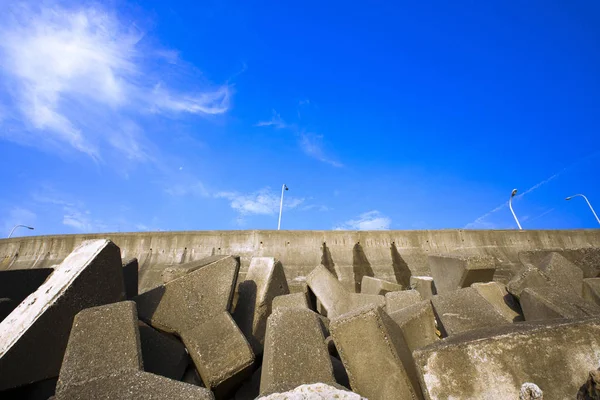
[352,243,374,293]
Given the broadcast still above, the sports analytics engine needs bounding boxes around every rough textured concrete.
[272,292,310,311]
[0,239,125,391]
[506,263,554,298]
[472,281,523,322]
[431,287,509,336]
[535,252,584,295]
[122,258,139,299]
[409,276,436,299]
[330,305,423,400]
[388,300,439,352]
[161,255,238,285]
[233,257,290,354]
[138,321,188,380]
[258,383,365,400]
[306,264,385,318]
[384,289,422,314]
[428,254,496,294]
[520,286,600,321]
[520,247,600,279]
[260,307,335,396]
[583,278,600,306]
[55,301,213,400]
[360,276,403,295]
[413,318,600,400]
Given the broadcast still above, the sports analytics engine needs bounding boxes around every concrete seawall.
[1,230,599,293]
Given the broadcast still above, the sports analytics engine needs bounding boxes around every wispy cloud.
[255,110,287,129]
[164,181,210,198]
[0,1,231,162]
[216,187,304,217]
[335,210,391,230]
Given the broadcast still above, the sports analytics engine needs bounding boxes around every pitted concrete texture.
[138,321,188,380]
[520,286,600,321]
[384,289,422,314]
[257,383,366,400]
[583,278,600,307]
[330,305,423,400]
[233,257,290,354]
[182,312,254,398]
[122,258,139,299]
[360,276,403,295]
[428,254,496,294]
[306,265,385,318]
[506,263,554,298]
[161,255,238,285]
[409,276,436,300]
[272,292,310,311]
[0,239,125,391]
[388,300,439,352]
[260,307,335,396]
[55,301,214,400]
[413,318,600,400]
[471,281,523,322]
[535,252,584,295]
[431,287,509,336]
[519,247,600,279]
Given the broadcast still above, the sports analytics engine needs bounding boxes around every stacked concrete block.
[55,301,213,399]
[360,276,403,295]
[388,300,439,352]
[233,257,290,354]
[519,247,600,279]
[234,367,261,400]
[414,318,600,399]
[272,292,310,311]
[306,265,385,318]
[384,289,422,314]
[431,287,509,336]
[138,321,188,380]
[535,252,584,294]
[161,255,240,285]
[409,276,436,299]
[330,305,423,400]
[583,278,600,306]
[135,255,254,397]
[122,258,139,299]
[506,263,554,298]
[472,281,523,322]
[260,307,336,396]
[520,286,600,321]
[0,239,126,391]
[428,254,496,294]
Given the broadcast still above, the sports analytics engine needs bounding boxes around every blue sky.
[0,0,599,236]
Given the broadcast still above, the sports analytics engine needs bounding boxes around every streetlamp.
[509,189,523,230]
[8,225,34,238]
[278,184,288,230]
[565,194,600,225]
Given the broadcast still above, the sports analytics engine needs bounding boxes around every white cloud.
[216,188,304,216]
[335,210,391,230]
[299,133,343,167]
[0,1,231,161]
[255,111,286,129]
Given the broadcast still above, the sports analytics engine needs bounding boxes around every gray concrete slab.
[161,255,239,285]
[428,254,496,294]
[506,263,554,298]
[583,278,600,306]
[272,292,310,311]
[329,305,423,400]
[431,287,509,336]
[122,258,139,299]
[535,252,584,295]
[472,281,523,322]
[388,300,439,352]
[520,286,600,321]
[413,318,600,400]
[260,307,335,396]
[384,289,422,314]
[233,257,290,354]
[0,239,125,391]
[360,276,403,295]
[410,276,436,300]
[138,321,188,380]
[520,247,600,279]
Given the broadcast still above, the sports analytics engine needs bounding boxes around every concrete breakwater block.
[520,286,600,321]
[506,263,554,298]
[535,252,584,295]
[428,254,496,294]
[260,307,336,396]
[272,292,310,311]
[384,289,422,314]
[413,318,600,399]
[330,305,423,400]
[388,300,439,352]
[583,278,600,306]
[360,276,403,295]
[409,276,436,300]
[0,267,54,322]
[55,301,214,400]
[233,257,290,355]
[0,239,126,391]
[138,321,188,380]
[471,281,523,322]
[161,255,239,285]
[122,257,139,299]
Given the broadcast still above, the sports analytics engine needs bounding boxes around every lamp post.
[278,184,288,230]
[8,225,34,238]
[565,194,600,225]
[509,189,522,230]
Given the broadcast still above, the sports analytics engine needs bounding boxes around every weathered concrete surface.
[535,252,584,295]
[431,287,509,336]
[258,383,366,400]
[55,301,213,400]
[0,267,53,321]
[577,370,600,400]
[472,281,523,322]
[260,308,335,396]
[306,265,385,318]
[583,278,600,306]
[428,254,496,294]
[2,230,599,293]
[409,276,436,300]
[122,257,139,299]
[233,257,289,354]
[360,276,403,295]
[413,318,600,400]
[506,263,554,298]
[330,305,423,400]
[0,239,125,391]
[520,286,600,321]
[161,255,238,285]
[519,247,600,279]
[388,300,439,351]
[138,321,188,380]
[272,292,310,311]
[384,289,422,314]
